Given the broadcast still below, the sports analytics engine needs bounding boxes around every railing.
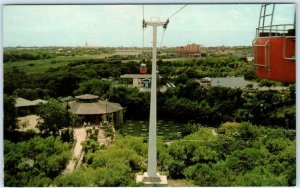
[256,24,295,37]
[253,39,270,74]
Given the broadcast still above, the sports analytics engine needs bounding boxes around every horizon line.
[3,45,252,48]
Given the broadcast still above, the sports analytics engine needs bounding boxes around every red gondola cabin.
[140,63,147,74]
[252,4,296,83]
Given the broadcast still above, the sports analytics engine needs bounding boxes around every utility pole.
[136,17,168,186]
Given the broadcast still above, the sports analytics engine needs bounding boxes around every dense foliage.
[4,59,139,97]
[72,78,295,128]
[53,123,295,186]
[159,80,295,128]
[157,122,296,186]
[4,136,71,186]
[157,56,253,83]
[4,95,17,133]
[5,50,294,128]
[3,47,295,186]
[4,123,296,186]
[69,77,296,128]
[55,136,147,186]
[4,49,253,97]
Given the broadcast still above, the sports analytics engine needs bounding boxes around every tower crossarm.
[145,21,166,27]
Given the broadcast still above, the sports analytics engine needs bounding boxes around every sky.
[3,4,296,47]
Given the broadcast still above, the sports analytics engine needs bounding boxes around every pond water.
[120,119,184,140]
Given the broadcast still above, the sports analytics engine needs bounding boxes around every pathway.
[63,127,87,174]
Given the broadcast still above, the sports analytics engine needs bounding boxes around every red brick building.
[175,44,201,56]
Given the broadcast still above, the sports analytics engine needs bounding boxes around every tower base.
[136,172,168,186]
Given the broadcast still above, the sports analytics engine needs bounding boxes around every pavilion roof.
[120,74,162,79]
[120,74,152,79]
[75,94,99,100]
[31,99,47,105]
[15,97,47,107]
[68,100,123,115]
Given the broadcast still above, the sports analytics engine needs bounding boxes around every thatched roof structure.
[120,74,152,79]
[68,94,123,115]
[75,94,99,100]
[15,97,47,107]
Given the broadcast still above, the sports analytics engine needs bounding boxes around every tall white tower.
[136,17,168,186]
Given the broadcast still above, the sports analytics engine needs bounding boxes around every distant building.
[198,76,287,91]
[83,40,101,48]
[121,74,151,91]
[120,74,163,91]
[175,44,201,56]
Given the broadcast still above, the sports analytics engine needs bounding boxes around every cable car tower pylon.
[135,17,169,186]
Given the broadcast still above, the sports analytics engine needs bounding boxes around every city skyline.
[3,4,295,47]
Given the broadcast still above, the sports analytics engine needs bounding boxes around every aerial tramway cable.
[142,5,145,51]
[167,4,188,20]
[143,4,188,49]
[160,30,166,48]
[160,4,187,48]
[142,5,146,62]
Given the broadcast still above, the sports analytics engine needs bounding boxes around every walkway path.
[63,127,87,174]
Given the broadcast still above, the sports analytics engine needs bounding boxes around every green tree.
[244,69,257,80]
[13,88,49,100]
[57,135,146,186]
[37,99,76,136]
[4,136,71,186]
[108,85,150,118]
[226,148,268,173]
[73,78,112,97]
[233,166,288,186]
[162,124,295,186]
[258,79,275,88]
[4,68,31,95]
[54,167,95,186]
[4,95,17,133]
